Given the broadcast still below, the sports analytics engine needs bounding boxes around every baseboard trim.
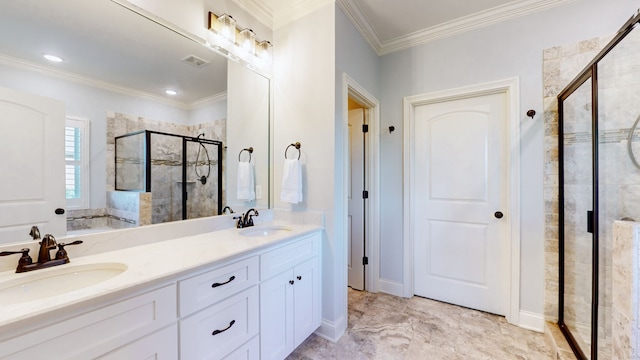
[379,279,405,297]
[518,310,545,332]
[315,316,346,342]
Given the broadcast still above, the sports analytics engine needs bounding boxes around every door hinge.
[362,124,369,133]
[362,256,368,265]
[362,190,368,199]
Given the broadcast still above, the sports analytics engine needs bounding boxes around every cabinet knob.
[289,280,294,285]
[297,275,302,281]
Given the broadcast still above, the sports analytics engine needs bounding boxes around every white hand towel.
[237,161,255,201]
[281,159,303,204]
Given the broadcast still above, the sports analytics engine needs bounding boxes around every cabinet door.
[97,325,177,359]
[260,270,294,360]
[293,257,321,347]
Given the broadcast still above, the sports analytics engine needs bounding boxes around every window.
[65,117,90,209]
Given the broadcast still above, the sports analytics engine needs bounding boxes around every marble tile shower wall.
[107,112,225,225]
[544,29,640,359]
[67,190,151,231]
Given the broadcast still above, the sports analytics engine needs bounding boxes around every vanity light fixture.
[208,12,272,65]
[43,54,63,63]
[216,13,236,44]
[165,89,177,96]
[239,28,256,54]
[257,40,272,60]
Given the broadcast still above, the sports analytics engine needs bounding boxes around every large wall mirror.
[0,0,270,243]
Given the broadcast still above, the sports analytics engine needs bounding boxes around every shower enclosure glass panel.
[558,11,640,359]
[115,130,223,225]
[150,133,184,224]
[596,25,640,358]
[186,139,221,220]
[561,78,594,359]
[114,132,145,191]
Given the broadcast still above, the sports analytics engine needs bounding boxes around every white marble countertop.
[0,221,322,330]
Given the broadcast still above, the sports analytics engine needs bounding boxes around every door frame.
[402,77,521,325]
[342,73,381,293]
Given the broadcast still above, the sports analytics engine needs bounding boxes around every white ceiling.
[0,0,228,107]
[234,0,575,54]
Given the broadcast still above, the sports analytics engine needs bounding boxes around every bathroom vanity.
[0,218,322,359]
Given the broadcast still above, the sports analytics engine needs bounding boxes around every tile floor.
[287,288,554,359]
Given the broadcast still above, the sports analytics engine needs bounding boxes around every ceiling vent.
[181,55,209,68]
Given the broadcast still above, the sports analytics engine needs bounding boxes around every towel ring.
[285,142,301,160]
[238,147,253,162]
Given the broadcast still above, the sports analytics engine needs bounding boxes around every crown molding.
[0,54,216,110]
[232,0,274,28]
[188,92,228,109]
[272,0,335,29]
[234,0,336,30]
[339,0,576,55]
[336,0,383,55]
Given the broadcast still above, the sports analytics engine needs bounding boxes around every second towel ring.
[238,147,253,162]
[285,142,301,160]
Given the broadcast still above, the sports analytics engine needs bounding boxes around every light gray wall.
[377,0,638,314]
[273,4,340,338]
[336,6,380,99]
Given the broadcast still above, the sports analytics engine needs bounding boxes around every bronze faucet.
[0,228,83,273]
[233,208,259,228]
[37,234,57,263]
[243,209,259,227]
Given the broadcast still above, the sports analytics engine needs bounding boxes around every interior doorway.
[348,103,366,290]
[343,73,380,296]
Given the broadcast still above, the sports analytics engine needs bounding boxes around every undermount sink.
[0,262,127,305]
[239,225,292,237]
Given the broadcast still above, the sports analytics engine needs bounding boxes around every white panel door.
[0,86,66,244]
[413,92,507,315]
[348,108,365,290]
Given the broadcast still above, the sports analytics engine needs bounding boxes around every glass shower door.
[560,78,594,359]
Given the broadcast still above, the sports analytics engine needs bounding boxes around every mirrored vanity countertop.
[0,221,322,329]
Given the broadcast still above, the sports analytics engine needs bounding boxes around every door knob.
[494,211,504,219]
[55,208,65,215]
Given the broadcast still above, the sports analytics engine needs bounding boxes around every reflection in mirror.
[0,0,270,243]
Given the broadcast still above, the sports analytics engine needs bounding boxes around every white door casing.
[0,86,66,244]
[348,108,365,290]
[403,78,521,324]
[342,73,381,295]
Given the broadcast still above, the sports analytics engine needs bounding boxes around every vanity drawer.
[260,233,320,280]
[222,335,259,360]
[179,256,259,316]
[180,286,259,360]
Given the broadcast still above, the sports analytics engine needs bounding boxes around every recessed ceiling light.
[43,54,63,63]
[165,90,177,96]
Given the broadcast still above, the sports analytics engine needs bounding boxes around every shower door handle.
[587,210,594,233]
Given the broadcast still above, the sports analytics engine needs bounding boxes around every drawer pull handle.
[297,275,302,281]
[212,320,235,336]
[212,276,236,288]
[289,280,294,285]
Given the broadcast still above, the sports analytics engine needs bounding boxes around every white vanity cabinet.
[260,233,322,360]
[0,285,177,360]
[0,228,323,360]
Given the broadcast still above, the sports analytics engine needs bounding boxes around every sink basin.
[0,262,127,305]
[239,225,292,237]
